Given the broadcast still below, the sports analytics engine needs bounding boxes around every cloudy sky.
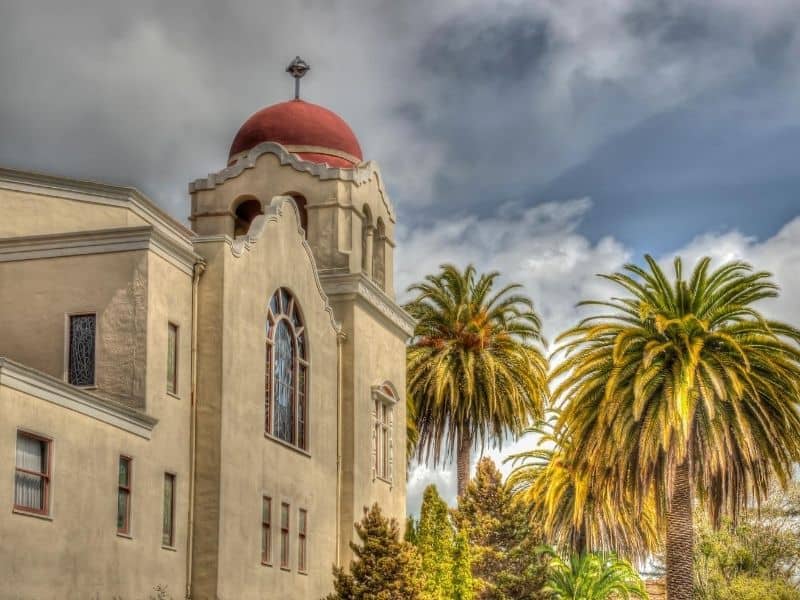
[3,0,800,514]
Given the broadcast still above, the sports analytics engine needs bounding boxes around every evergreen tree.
[415,485,455,599]
[453,457,548,599]
[452,529,475,600]
[325,503,423,600]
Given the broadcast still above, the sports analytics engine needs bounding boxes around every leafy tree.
[405,264,548,496]
[541,551,647,600]
[693,481,800,599]
[552,256,800,600]
[325,503,423,600]
[506,414,661,562]
[453,457,548,599]
[415,485,455,599]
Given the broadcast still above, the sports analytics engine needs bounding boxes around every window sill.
[264,433,311,458]
[161,544,177,552]
[298,570,308,576]
[261,561,273,568]
[166,391,181,400]
[117,531,133,540]
[280,567,291,573]
[376,475,393,486]
[12,508,53,521]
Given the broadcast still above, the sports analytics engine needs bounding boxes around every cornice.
[320,272,415,338]
[0,357,157,439]
[0,225,201,276]
[193,196,342,336]
[0,167,195,241]
[189,142,396,223]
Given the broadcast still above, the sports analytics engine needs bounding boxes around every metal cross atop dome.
[286,56,310,100]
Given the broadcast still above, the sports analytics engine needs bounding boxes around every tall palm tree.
[541,550,647,600]
[506,415,661,563]
[405,264,548,496]
[552,256,800,600]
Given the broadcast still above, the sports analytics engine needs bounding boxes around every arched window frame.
[361,204,373,276]
[371,382,397,484]
[265,288,309,451]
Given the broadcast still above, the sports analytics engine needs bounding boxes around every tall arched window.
[372,217,386,290]
[265,288,308,450]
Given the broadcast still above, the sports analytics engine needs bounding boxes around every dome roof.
[228,99,363,168]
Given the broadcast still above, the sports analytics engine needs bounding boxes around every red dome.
[228,100,363,168]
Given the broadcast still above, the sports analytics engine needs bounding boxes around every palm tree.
[506,414,661,563]
[405,264,548,496]
[552,256,800,600]
[541,550,647,600]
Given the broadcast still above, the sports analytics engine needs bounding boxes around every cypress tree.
[452,528,475,600]
[415,485,455,599]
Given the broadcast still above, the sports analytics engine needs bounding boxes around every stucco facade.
[0,96,412,599]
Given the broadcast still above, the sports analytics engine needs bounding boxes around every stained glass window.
[68,314,96,386]
[265,288,309,450]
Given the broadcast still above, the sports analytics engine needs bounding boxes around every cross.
[286,56,310,100]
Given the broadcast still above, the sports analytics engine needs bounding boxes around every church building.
[0,58,412,599]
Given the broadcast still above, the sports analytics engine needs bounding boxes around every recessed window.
[373,384,395,482]
[372,218,386,291]
[117,456,132,534]
[298,508,308,573]
[162,473,176,547]
[68,314,96,386]
[262,496,272,566]
[266,288,309,450]
[280,502,290,569]
[167,323,178,395]
[14,431,51,515]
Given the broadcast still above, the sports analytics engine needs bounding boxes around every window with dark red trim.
[117,456,132,534]
[266,288,309,451]
[14,431,51,515]
[262,496,272,565]
[280,502,290,569]
[298,508,308,573]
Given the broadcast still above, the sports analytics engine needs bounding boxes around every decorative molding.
[193,196,342,336]
[0,357,157,439]
[0,225,201,276]
[320,272,415,337]
[0,167,195,242]
[189,142,396,223]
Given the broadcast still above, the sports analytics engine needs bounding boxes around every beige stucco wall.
[0,187,146,237]
[0,379,190,600]
[192,200,340,600]
[0,252,150,409]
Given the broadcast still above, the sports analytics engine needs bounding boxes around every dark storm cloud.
[1,0,800,253]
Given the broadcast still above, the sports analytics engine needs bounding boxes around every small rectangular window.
[14,431,51,515]
[374,399,393,481]
[167,323,178,395]
[280,502,290,569]
[68,314,96,386]
[298,508,307,573]
[262,496,272,565]
[117,456,132,534]
[162,473,175,547]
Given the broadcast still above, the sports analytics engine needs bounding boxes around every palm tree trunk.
[456,431,472,497]
[666,459,693,600]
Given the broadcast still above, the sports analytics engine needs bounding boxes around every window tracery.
[266,288,308,450]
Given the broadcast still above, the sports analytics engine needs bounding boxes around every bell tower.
[188,59,413,564]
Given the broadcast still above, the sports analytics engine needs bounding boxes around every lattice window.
[68,314,96,386]
[265,288,309,450]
